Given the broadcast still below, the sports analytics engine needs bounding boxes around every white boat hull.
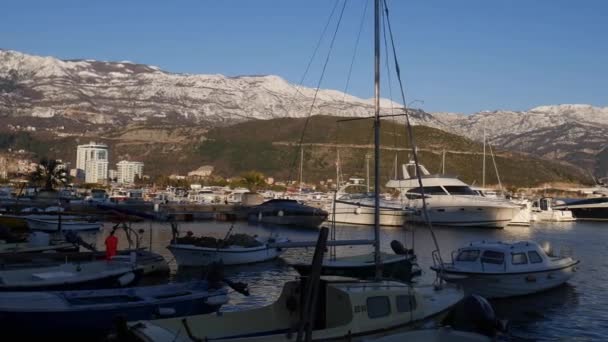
[327,201,407,227]
[167,244,285,266]
[437,264,578,299]
[508,204,532,226]
[26,218,102,232]
[408,205,517,228]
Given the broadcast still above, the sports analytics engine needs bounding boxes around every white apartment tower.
[76,142,109,183]
[116,160,144,184]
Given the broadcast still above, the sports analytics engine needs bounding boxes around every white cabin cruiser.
[386,162,519,228]
[431,240,579,299]
[325,178,408,227]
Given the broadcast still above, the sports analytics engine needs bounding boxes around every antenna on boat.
[373,0,382,280]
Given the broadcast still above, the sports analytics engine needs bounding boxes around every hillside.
[196,116,590,188]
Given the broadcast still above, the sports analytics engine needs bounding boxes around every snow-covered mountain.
[1,49,606,176]
[0,49,439,126]
[432,105,608,177]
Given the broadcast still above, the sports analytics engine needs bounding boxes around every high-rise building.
[116,160,144,184]
[76,142,108,183]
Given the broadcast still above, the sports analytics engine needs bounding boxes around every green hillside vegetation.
[197,116,590,188]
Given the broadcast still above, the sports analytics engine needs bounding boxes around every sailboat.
[124,1,463,341]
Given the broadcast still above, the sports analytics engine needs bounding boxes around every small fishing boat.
[168,227,289,266]
[248,199,328,229]
[0,231,77,254]
[0,259,141,291]
[125,276,464,341]
[0,281,228,338]
[431,240,580,298]
[26,216,102,232]
[291,241,420,282]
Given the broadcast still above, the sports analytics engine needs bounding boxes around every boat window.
[456,249,479,262]
[528,251,543,263]
[481,250,504,265]
[512,253,528,265]
[406,187,446,199]
[443,186,477,195]
[367,296,391,319]
[396,295,417,312]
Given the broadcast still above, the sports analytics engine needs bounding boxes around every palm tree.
[240,171,266,193]
[29,158,69,191]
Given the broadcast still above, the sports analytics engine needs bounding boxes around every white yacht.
[324,178,408,227]
[386,162,519,228]
[431,240,579,298]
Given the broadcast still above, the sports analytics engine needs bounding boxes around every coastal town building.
[116,161,144,184]
[76,142,109,183]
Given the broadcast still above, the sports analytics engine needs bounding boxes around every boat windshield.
[406,186,446,199]
[443,186,477,195]
[456,249,479,262]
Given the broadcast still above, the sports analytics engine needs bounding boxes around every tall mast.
[482,127,486,188]
[299,146,304,192]
[373,0,381,279]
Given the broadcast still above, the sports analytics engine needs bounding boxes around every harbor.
[1,0,608,340]
[91,219,600,340]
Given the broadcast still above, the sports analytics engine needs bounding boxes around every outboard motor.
[63,230,97,251]
[390,240,414,256]
[442,295,506,337]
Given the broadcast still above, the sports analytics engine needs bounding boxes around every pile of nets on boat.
[176,233,262,248]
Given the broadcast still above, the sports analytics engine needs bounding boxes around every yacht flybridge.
[386,162,519,228]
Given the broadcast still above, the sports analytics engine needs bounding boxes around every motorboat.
[125,276,464,341]
[531,197,576,222]
[324,178,408,227]
[291,240,420,282]
[167,226,289,267]
[248,199,328,229]
[553,197,608,221]
[431,240,579,298]
[0,281,228,338]
[26,216,103,232]
[0,259,141,291]
[386,161,519,228]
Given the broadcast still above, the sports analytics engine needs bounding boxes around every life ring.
[278,210,284,217]
[355,207,362,215]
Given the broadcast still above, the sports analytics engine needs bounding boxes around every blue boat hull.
[0,293,222,338]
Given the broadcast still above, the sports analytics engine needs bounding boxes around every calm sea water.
[96,220,608,341]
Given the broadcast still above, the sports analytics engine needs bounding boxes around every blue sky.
[1,0,606,114]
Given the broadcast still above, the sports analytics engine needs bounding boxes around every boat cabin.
[447,241,562,273]
[136,276,458,341]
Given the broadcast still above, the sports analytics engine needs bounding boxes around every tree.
[240,171,266,192]
[29,158,69,191]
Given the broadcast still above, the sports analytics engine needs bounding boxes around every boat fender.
[117,272,136,286]
[205,294,229,306]
[278,210,284,217]
[258,212,263,222]
[390,240,410,255]
[442,294,502,338]
[355,207,362,215]
[157,307,176,317]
